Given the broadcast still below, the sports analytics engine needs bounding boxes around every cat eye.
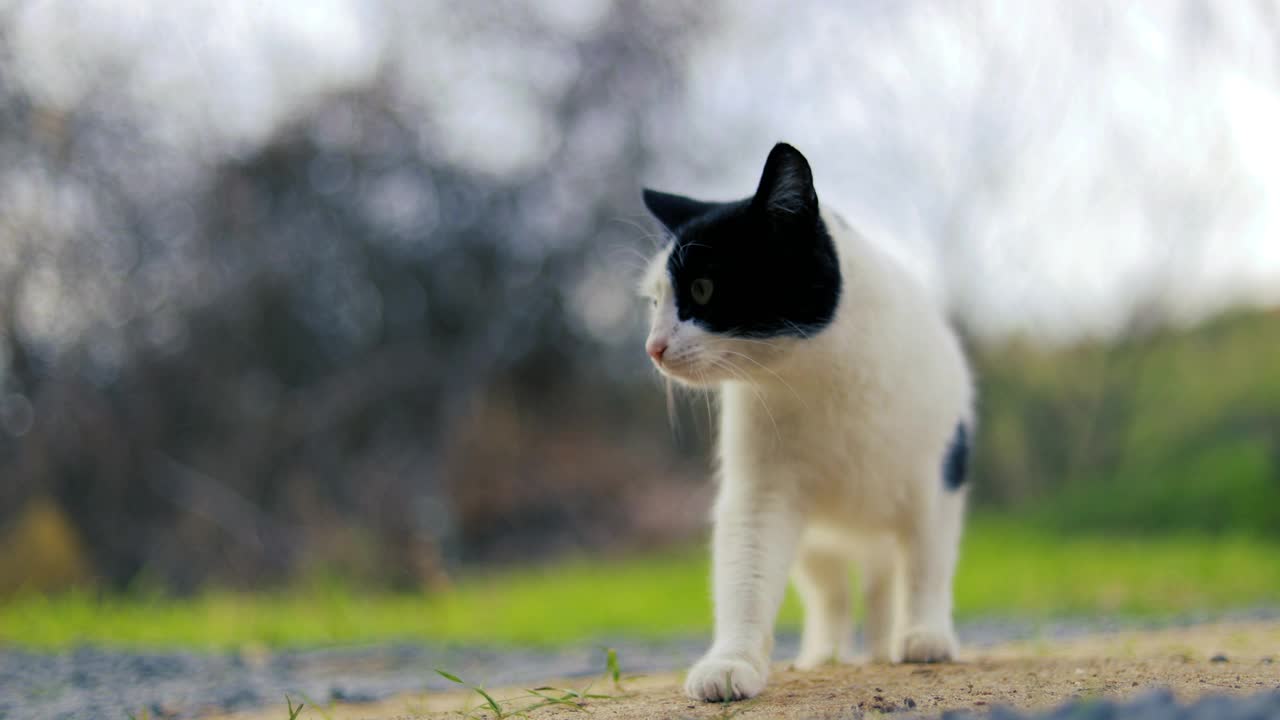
[690,277,714,305]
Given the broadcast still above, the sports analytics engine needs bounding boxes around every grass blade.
[435,668,465,685]
[472,686,503,715]
[285,694,305,720]
[606,647,621,685]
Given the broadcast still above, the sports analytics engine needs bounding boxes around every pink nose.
[646,338,668,362]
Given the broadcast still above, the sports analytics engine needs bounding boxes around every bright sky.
[3,1,1279,346]
[649,2,1280,342]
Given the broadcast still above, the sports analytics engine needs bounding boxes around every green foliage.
[285,696,304,720]
[3,519,1278,649]
[974,310,1280,535]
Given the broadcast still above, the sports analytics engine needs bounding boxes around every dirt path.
[215,621,1280,719]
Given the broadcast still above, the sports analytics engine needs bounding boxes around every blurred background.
[0,0,1278,639]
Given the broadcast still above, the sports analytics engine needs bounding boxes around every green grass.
[434,667,620,719]
[3,517,1278,649]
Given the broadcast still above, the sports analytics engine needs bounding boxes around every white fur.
[641,210,973,702]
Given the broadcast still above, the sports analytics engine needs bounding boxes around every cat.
[639,143,974,702]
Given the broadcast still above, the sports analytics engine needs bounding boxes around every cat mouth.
[653,353,718,385]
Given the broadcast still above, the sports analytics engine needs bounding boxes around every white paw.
[793,644,852,670]
[865,627,900,663]
[684,654,768,702]
[901,627,957,663]
[868,646,900,664]
[792,649,833,671]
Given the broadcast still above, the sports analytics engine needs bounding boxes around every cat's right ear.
[642,188,714,233]
[751,142,818,222]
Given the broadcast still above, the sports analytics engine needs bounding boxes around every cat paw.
[792,649,834,671]
[793,645,853,670]
[901,627,957,663]
[684,654,767,701]
[865,627,900,663]
[868,646,900,664]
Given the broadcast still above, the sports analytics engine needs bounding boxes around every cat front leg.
[684,485,803,701]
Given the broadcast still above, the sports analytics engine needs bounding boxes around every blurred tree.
[0,2,711,590]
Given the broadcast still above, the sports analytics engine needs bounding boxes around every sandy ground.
[214,621,1280,720]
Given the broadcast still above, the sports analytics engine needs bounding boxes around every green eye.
[690,277,713,305]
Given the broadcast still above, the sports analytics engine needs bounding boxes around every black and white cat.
[640,143,974,702]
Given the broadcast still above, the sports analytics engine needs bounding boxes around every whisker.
[706,356,782,443]
[709,327,791,350]
[606,244,656,269]
[697,368,715,434]
[615,262,652,280]
[674,237,712,265]
[781,319,811,339]
[710,335,784,350]
[724,361,781,442]
[665,376,680,439]
[714,348,808,410]
[609,216,667,251]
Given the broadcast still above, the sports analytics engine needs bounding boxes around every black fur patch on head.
[641,143,842,338]
[943,422,970,491]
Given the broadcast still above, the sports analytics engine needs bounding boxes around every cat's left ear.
[643,188,715,233]
[751,142,818,222]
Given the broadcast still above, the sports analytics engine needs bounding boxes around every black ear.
[642,188,715,232]
[751,143,818,221]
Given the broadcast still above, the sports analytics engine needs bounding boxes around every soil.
[211,620,1280,719]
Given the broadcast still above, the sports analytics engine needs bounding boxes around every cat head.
[638,143,842,386]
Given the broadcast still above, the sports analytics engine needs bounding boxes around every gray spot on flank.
[943,421,970,491]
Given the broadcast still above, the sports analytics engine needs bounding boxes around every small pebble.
[1211,653,1230,663]
[329,686,376,703]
